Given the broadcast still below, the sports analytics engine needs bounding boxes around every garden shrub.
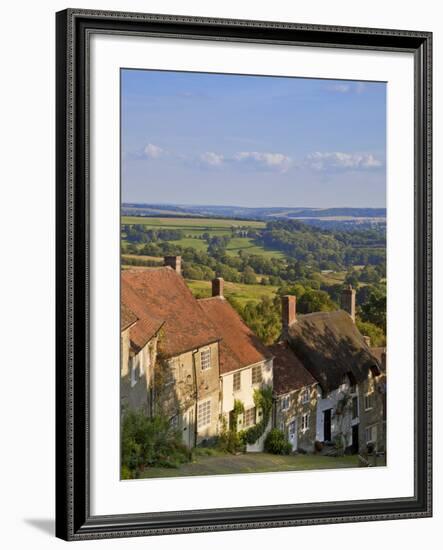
[121,409,192,478]
[264,428,292,455]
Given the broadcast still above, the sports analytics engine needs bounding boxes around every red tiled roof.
[198,296,272,374]
[122,268,220,358]
[121,278,164,352]
[121,302,138,332]
[269,341,317,396]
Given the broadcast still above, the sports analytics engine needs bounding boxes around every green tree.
[356,319,386,347]
[242,265,257,284]
[360,292,386,332]
[233,296,281,345]
[297,289,337,314]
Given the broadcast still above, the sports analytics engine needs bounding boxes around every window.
[233,371,241,392]
[281,395,290,411]
[300,388,310,404]
[201,349,211,370]
[365,425,377,443]
[352,396,359,419]
[251,365,262,385]
[301,413,310,432]
[350,383,357,394]
[197,400,211,429]
[244,407,256,427]
[365,392,375,410]
[130,358,137,387]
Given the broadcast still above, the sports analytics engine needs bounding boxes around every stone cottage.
[199,278,274,451]
[280,287,385,454]
[270,340,318,452]
[361,346,387,452]
[120,279,164,415]
[122,258,222,448]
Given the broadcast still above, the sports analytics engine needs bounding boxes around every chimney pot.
[164,255,182,275]
[212,277,224,297]
[341,284,356,322]
[281,295,297,336]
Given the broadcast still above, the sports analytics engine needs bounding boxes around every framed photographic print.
[55,9,432,541]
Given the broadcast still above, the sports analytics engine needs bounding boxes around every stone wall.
[358,371,387,454]
[275,384,318,453]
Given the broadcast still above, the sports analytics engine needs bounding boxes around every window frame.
[281,395,290,411]
[300,387,310,404]
[251,364,262,385]
[365,424,377,444]
[130,357,137,387]
[365,392,375,411]
[244,406,256,427]
[200,348,211,371]
[233,371,241,392]
[301,412,310,432]
[197,399,212,430]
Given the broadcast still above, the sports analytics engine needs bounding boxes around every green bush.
[264,429,292,455]
[240,387,273,445]
[121,409,192,477]
[218,420,244,454]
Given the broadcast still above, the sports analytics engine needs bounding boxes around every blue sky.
[121,69,386,208]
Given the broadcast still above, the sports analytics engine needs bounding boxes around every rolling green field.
[122,216,284,260]
[225,237,285,259]
[122,216,265,229]
[186,279,278,305]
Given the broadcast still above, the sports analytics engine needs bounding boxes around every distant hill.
[122,203,386,223]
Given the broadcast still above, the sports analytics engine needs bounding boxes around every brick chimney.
[212,277,224,297]
[281,295,297,336]
[341,284,356,322]
[164,255,181,275]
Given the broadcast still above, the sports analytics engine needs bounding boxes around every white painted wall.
[316,379,357,447]
[221,359,273,415]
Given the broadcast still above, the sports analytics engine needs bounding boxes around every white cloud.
[200,151,224,166]
[325,82,367,94]
[326,82,351,93]
[304,151,383,171]
[234,151,291,171]
[355,82,367,94]
[144,143,164,159]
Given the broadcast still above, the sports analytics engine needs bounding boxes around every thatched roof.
[287,310,381,394]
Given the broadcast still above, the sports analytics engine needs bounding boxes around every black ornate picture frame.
[55,8,432,541]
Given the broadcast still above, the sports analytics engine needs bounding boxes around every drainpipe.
[192,349,199,448]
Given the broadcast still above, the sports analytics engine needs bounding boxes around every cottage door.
[352,424,359,453]
[323,409,332,442]
[288,419,297,451]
